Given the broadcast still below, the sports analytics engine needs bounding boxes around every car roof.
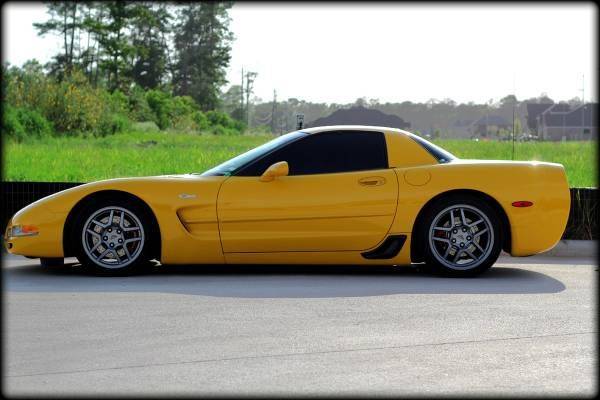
[302,125,412,135]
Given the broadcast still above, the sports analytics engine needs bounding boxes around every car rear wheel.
[422,195,502,277]
[74,201,152,275]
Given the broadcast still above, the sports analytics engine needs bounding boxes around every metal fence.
[1,182,597,240]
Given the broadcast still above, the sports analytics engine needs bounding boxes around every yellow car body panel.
[5,126,571,265]
[217,169,399,253]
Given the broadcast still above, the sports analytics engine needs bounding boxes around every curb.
[541,240,597,258]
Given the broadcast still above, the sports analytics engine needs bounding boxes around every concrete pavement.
[2,254,597,396]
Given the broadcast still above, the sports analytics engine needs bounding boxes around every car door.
[217,130,399,253]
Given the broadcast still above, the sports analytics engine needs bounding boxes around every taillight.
[512,201,533,208]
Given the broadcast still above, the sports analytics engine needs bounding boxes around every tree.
[172,2,234,110]
[95,1,137,92]
[34,2,82,79]
[220,84,244,120]
[128,3,172,89]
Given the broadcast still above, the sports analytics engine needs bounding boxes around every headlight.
[8,225,39,237]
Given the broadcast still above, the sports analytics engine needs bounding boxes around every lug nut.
[118,239,123,243]
[117,229,121,234]
[109,243,114,248]
[460,243,465,247]
[451,239,456,243]
[103,236,108,241]
[108,228,112,232]
[467,236,472,240]
[462,227,467,232]
[453,229,457,234]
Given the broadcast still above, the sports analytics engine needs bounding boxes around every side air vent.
[361,235,407,259]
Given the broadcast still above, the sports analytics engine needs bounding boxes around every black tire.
[72,197,156,276]
[419,194,502,277]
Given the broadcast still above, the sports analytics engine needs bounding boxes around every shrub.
[193,111,210,131]
[97,113,131,137]
[3,106,26,142]
[2,106,53,142]
[205,110,244,135]
[145,89,171,130]
[128,85,155,122]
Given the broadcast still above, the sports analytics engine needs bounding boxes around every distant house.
[470,115,510,137]
[527,103,597,141]
[305,106,411,130]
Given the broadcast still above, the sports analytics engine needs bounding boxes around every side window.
[236,130,388,176]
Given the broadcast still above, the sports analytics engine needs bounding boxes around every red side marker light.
[512,201,533,208]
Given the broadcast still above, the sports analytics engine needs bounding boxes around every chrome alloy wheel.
[428,204,494,270]
[82,206,145,268]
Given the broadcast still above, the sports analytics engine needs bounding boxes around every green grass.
[2,131,597,187]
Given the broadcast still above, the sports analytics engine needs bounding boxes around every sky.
[2,2,597,105]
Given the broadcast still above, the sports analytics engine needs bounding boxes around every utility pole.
[244,71,258,127]
[580,74,585,137]
[270,89,277,134]
[240,68,244,122]
[512,74,516,160]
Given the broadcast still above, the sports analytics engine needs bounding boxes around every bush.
[145,89,171,130]
[3,106,53,142]
[205,110,244,135]
[193,111,210,131]
[97,113,130,137]
[4,63,248,138]
[128,85,155,122]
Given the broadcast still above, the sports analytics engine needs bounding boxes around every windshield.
[200,131,307,176]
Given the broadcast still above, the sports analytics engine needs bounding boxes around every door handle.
[358,176,386,186]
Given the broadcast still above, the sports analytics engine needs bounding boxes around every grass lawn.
[2,131,597,187]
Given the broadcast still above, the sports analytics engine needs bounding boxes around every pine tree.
[129,3,172,89]
[172,2,233,110]
[34,1,82,79]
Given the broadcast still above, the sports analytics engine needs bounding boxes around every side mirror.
[260,161,289,182]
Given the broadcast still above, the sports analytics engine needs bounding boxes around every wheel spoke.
[92,219,109,228]
[124,237,142,244]
[460,208,468,225]
[95,248,111,261]
[433,237,450,244]
[452,249,462,262]
[86,229,101,238]
[474,228,488,238]
[90,241,101,253]
[464,249,476,260]
[121,244,131,260]
[469,219,484,228]
[443,245,453,258]
[450,209,456,227]
[123,226,140,232]
[473,241,484,253]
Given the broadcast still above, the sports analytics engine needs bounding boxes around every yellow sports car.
[4,126,570,276]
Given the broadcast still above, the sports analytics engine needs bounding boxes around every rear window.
[409,134,456,163]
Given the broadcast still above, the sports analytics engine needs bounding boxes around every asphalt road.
[2,254,597,396]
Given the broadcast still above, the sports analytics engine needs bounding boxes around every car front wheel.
[422,196,502,277]
[74,202,151,275]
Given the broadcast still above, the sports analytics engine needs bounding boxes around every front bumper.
[4,212,67,258]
